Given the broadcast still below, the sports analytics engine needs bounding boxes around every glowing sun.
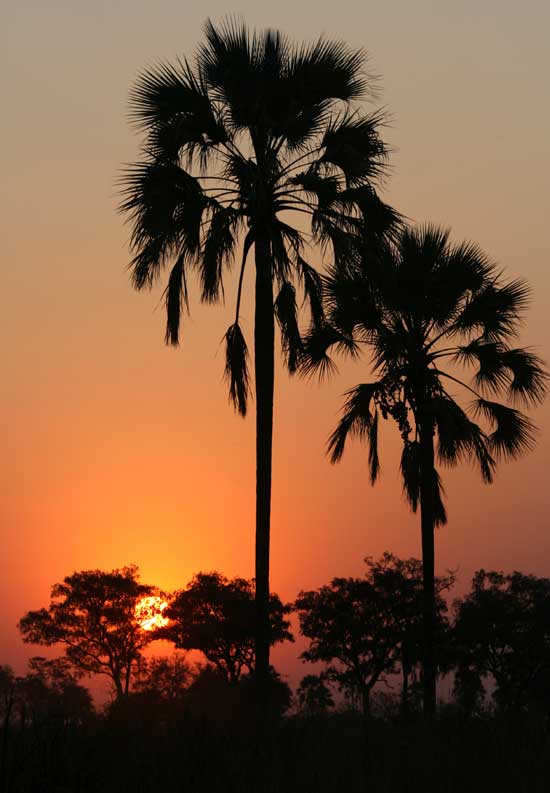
[135,596,169,631]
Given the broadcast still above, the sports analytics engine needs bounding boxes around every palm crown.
[305,225,547,522]
[119,18,398,412]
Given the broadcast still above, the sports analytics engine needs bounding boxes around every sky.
[2,0,550,690]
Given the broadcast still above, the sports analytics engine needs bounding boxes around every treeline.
[9,554,550,721]
[2,556,550,791]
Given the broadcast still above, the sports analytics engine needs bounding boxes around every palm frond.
[274,281,303,373]
[310,210,361,266]
[290,169,341,208]
[200,206,240,302]
[454,277,530,341]
[198,18,262,130]
[296,257,324,327]
[163,254,189,345]
[401,443,446,526]
[119,160,208,288]
[129,58,224,143]
[327,383,381,468]
[501,348,548,406]
[432,468,447,527]
[224,322,250,416]
[270,221,303,281]
[418,237,493,329]
[290,37,370,104]
[400,440,421,512]
[321,111,390,187]
[339,186,403,240]
[473,398,537,460]
[431,396,495,483]
[455,340,510,394]
[323,258,381,337]
[300,323,357,379]
[367,408,380,484]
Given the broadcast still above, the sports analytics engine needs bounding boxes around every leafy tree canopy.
[18,566,157,699]
[295,576,400,716]
[164,571,293,683]
[453,569,550,712]
[296,673,334,716]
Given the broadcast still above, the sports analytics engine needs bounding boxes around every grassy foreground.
[2,708,549,793]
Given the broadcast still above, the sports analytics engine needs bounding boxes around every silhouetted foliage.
[297,674,334,716]
[16,657,94,728]
[295,577,400,717]
[302,224,548,715]
[133,652,192,703]
[164,572,293,683]
[4,559,550,791]
[119,17,399,695]
[184,663,291,726]
[365,552,455,714]
[453,570,550,713]
[295,554,455,717]
[18,566,157,699]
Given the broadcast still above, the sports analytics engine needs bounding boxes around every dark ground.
[2,707,549,793]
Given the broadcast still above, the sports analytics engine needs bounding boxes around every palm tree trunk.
[419,418,436,718]
[253,235,274,705]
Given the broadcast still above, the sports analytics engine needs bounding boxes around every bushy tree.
[133,653,192,703]
[165,572,293,683]
[19,566,157,700]
[295,577,399,717]
[14,657,94,728]
[296,674,334,716]
[453,570,550,712]
[365,552,454,714]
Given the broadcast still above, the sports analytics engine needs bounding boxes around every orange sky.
[2,1,550,689]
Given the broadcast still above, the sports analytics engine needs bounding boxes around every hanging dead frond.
[224,323,250,416]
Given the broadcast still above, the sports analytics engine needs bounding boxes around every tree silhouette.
[17,657,94,728]
[164,571,293,684]
[303,225,548,716]
[453,569,550,712]
[295,576,400,717]
[18,566,157,700]
[119,17,398,697]
[296,674,334,716]
[365,552,454,715]
[133,653,192,704]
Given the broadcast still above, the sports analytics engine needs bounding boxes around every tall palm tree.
[303,225,547,716]
[119,18,398,699]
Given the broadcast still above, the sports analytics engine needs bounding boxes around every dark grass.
[2,709,549,793]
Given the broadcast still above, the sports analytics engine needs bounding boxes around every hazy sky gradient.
[2,1,549,686]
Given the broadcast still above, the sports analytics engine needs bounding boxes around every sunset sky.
[2,0,550,689]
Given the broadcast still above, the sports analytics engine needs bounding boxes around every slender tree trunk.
[401,645,409,717]
[419,418,437,718]
[113,672,124,702]
[361,686,371,721]
[253,235,274,707]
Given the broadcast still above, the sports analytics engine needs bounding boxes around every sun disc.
[135,595,169,631]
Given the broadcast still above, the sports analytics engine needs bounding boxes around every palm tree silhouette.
[303,224,547,716]
[119,18,398,699]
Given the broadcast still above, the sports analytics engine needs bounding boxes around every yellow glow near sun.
[135,596,170,631]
